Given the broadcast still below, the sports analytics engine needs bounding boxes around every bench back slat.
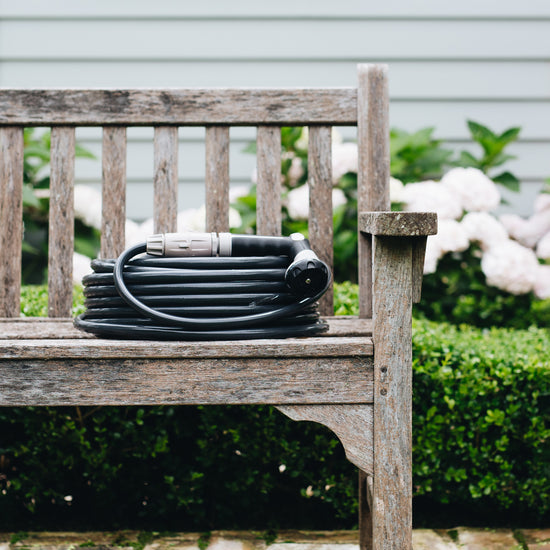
[205,126,230,233]
[153,126,179,234]
[48,126,75,318]
[308,125,334,316]
[256,126,282,237]
[358,65,390,318]
[0,127,24,317]
[101,126,127,258]
[0,89,358,126]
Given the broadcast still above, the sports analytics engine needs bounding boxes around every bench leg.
[359,470,373,550]
[371,236,414,550]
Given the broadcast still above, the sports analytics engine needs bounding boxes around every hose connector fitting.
[146,232,232,257]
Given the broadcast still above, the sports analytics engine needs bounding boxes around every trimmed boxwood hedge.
[0,285,548,530]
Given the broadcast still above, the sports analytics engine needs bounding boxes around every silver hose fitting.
[146,232,232,257]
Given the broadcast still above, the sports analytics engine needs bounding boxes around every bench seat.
[0,317,374,407]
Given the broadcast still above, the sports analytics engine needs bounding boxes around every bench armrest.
[359,211,437,237]
[359,211,438,304]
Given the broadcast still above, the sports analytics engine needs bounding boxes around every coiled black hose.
[74,234,331,341]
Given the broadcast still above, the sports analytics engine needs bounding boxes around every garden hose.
[74,232,331,340]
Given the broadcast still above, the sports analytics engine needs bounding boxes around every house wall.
[0,0,548,218]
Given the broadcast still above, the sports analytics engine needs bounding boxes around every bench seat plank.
[0,317,372,341]
[0,355,373,408]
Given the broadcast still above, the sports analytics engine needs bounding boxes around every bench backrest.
[0,64,389,320]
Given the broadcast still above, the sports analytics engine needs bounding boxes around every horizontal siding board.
[1,61,548,100]
[390,102,550,141]
[2,0,550,18]
[1,20,550,60]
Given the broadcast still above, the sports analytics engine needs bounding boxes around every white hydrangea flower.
[295,127,309,151]
[441,167,500,212]
[287,155,305,187]
[422,219,469,275]
[286,184,347,221]
[74,184,102,230]
[536,232,550,260]
[176,205,241,231]
[434,219,470,254]
[534,265,550,299]
[500,211,550,249]
[481,240,539,294]
[389,177,406,203]
[402,180,463,220]
[423,236,442,275]
[286,184,309,220]
[534,193,550,213]
[460,212,508,251]
[332,142,358,183]
[499,213,525,239]
[332,188,347,210]
[73,252,92,285]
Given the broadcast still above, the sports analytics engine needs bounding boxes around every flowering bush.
[232,121,549,327]
[408,168,550,328]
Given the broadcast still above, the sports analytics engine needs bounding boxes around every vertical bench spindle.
[308,125,334,315]
[48,126,75,318]
[256,126,282,236]
[101,126,127,258]
[154,126,179,234]
[205,126,230,233]
[0,127,24,317]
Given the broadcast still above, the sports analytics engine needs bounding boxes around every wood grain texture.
[359,211,437,236]
[0,335,373,359]
[154,126,179,233]
[308,125,333,316]
[0,316,373,340]
[0,356,374,406]
[205,126,230,232]
[256,126,282,236]
[0,127,23,317]
[357,64,390,319]
[277,404,374,475]
[101,126,127,258]
[359,471,374,550]
[412,236,428,304]
[372,236,413,550]
[0,89,358,126]
[48,126,75,318]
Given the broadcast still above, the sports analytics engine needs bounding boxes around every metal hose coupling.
[146,232,232,257]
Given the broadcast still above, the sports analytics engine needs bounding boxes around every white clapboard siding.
[1,1,549,218]
[2,20,550,60]
[1,0,550,17]
[0,61,548,100]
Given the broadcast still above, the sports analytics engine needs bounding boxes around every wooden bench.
[0,64,436,550]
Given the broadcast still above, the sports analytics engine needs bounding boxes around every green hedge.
[0,286,548,530]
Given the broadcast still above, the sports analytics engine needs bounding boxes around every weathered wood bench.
[0,64,436,550]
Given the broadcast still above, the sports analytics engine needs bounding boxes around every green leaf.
[493,171,521,192]
[498,126,521,145]
[22,185,41,208]
[456,150,480,168]
[467,120,497,145]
